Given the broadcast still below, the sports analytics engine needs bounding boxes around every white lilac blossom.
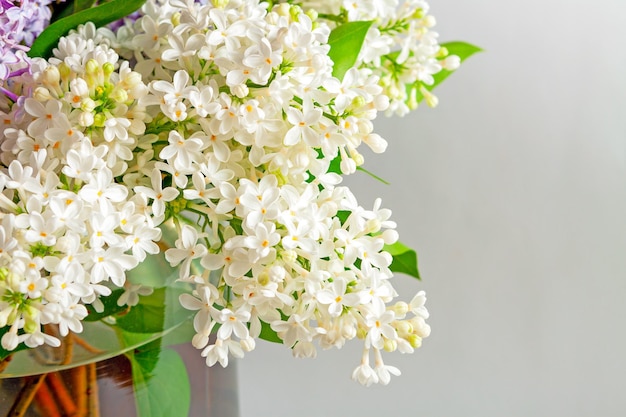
[299,0,460,115]
[0,0,442,386]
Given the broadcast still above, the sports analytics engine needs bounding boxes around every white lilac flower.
[0,0,439,386]
[165,224,207,280]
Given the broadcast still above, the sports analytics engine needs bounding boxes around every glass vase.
[0,340,239,417]
[0,221,239,417]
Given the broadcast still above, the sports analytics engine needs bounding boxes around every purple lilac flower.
[0,1,71,104]
[0,0,58,47]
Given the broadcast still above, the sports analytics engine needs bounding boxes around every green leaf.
[328,21,373,80]
[128,337,163,376]
[327,154,342,175]
[0,327,30,361]
[116,288,166,334]
[335,210,350,225]
[115,285,193,335]
[259,320,282,344]
[28,0,147,58]
[415,41,482,102]
[84,288,127,322]
[385,241,420,279]
[442,41,483,62]
[74,0,99,13]
[128,343,191,417]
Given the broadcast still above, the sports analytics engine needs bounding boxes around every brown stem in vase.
[72,365,89,417]
[62,333,74,365]
[73,335,104,354]
[0,354,12,373]
[7,325,107,416]
[45,372,78,416]
[86,362,100,417]
[34,380,62,417]
[7,373,47,417]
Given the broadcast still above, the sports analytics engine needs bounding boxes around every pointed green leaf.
[385,241,420,279]
[328,21,373,80]
[128,343,191,417]
[28,0,146,58]
[115,285,193,334]
[83,288,127,321]
[0,327,30,361]
[259,320,282,344]
[415,41,482,102]
[115,288,166,334]
[128,337,163,376]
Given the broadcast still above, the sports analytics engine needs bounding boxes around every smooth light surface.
[238,2,626,416]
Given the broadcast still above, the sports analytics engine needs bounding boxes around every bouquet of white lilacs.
[0,0,479,393]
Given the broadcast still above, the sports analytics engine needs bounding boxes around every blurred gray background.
[237,1,626,416]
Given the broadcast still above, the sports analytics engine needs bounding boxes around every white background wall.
[238,1,626,416]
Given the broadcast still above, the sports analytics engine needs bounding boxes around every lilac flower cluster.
[0,0,66,103]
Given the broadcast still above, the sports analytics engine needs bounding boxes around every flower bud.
[110,87,128,103]
[93,113,106,127]
[395,320,413,337]
[0,306,15,327]
[407,334,422,348]
[86,59,99,75]
[356,326,368,340]
[58,62,71,81]
[23,313,39,334]
[391,301,409,317]
[383,338,397,352]
[348,148,364,166]
[268,265,286,282]
[79,111,94,127]
[276,3,290,16]
[381,229,399,245]
[211,0,229,8]
[341,323,357,339]
[257,271,270,286]
[374,94,389,111]
[442,55,461,71]
[33,87,52,101]
[103,62,115,78]
[289,5,301,21]
[43,66,60,86]
[281,249,297,264]
[294,151,310,169]
[81,98,96,113]
[171,11,181,26]
[412,8,425,19]
[407,87,419,110]
[1,329,18,351]
[423,15,436,28]
[419,85,439,108]
[437,47,450,59]
[231,83,249,98]
[124,71,143,89]
[351,96,366,109]
[365,218,381,234]
[240,336,256,352]
[410,316,431,338]
[340,156,356,175]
